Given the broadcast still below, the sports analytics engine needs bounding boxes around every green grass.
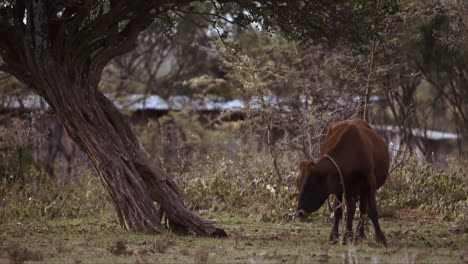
[1,211,467,263]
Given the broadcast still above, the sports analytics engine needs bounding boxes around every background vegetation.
[0,0,467,263]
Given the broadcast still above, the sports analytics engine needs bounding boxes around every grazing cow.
[296,119,390,247]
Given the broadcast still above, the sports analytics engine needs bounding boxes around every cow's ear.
[299,160,315,169]
[297,160,315,192]
[308,160,316,168]
[297,161,309,192]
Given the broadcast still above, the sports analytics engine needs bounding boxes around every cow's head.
[296,160,329,218]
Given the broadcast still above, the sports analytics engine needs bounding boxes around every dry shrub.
[0,169,112,223]
[0,113,113,223]
[165,112,467,221]
[378,155,468,220]
[2,107,466,224]
[0,118,43,187]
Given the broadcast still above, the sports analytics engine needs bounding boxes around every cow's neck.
[317,156,344,194]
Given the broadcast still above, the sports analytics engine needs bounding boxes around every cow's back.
[320,119,390,189]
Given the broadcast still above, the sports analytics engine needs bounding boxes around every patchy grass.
[1,210,467,263]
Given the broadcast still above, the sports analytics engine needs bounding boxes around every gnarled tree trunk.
[0,0,226,236]
[32,66,224,236]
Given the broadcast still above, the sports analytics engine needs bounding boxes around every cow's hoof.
[375,231,388,248]
[358,230,366,239]
[356,222,366,239]
[356,229,365,242]
[329,232,339,244]
[341,231,354,245]
[353,234,364,244]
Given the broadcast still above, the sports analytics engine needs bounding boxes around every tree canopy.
[0,0,397,87]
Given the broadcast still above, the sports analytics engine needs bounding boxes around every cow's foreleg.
[368,191,387,247]
[356,191,368,241]
[328,194,342,243]
[342,194,356,245]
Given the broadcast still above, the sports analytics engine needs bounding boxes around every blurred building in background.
[0,94,461,178]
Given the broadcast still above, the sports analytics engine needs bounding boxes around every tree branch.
[89,15,155,80]
[0,20,30,84]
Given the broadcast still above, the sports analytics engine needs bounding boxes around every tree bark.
[32,69,224,235]
[32,72,225,236]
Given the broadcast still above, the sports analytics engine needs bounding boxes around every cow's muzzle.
[296,209,311,218]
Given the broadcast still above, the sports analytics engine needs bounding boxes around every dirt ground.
[1,209,467,263]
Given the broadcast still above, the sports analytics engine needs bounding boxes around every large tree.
[0,0,395,235]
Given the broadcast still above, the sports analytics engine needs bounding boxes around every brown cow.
[296,119,390,247]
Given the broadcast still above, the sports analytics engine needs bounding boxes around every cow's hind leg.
[342,194,356,245]
[329,194,342,244]
[355,191,368,241]
[368,191,387,247]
